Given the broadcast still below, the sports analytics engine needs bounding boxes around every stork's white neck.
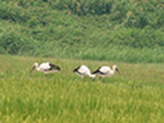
[88,73,96,79]
[34,63,40,71]
[111,65,118,75]
[36,67,40,71]
[110,70,115,76]
[112,69,116,73]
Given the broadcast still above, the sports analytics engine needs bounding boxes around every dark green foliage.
[0,0,164,63]
[65,0,113,16]
[0,28,37,55]
[0,2,30,22]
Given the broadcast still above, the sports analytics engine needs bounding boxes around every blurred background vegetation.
[0,0,164,63]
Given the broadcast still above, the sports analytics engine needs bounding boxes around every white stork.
[92,65,119,82]
[73,65,96,82]
[31,62,60,74]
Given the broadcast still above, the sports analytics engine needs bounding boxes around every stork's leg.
[51,73,54,77]
[82,76,85,82]
[93,77,95,82]
[102,77,105,83]
[45,73,48,78]
[99,77,104,82]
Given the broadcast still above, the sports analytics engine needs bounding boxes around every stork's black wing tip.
[73,66,81,72]
[49,63,61,71]
[56,66,61,71]
[92,70,99,74]
[92,66,101,74]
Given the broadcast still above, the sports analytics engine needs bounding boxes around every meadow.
[0,55,164,123]
[0,0,164,122]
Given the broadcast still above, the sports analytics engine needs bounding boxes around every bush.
[0,1,30,22]
[0,31,36,55]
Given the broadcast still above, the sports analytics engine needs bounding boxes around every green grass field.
[0,55,164,123]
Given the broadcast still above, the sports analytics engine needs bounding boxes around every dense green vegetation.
[0,55,164,122]
[0,0,164,63]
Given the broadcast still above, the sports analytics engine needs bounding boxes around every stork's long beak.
[31,66,35,72]
[116,68,120,74]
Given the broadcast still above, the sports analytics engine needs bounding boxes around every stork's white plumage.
[32,62,60,74]
[92,65,119,81]
[73,65,96,81]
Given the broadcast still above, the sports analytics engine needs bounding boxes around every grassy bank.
[0,0,164,63]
